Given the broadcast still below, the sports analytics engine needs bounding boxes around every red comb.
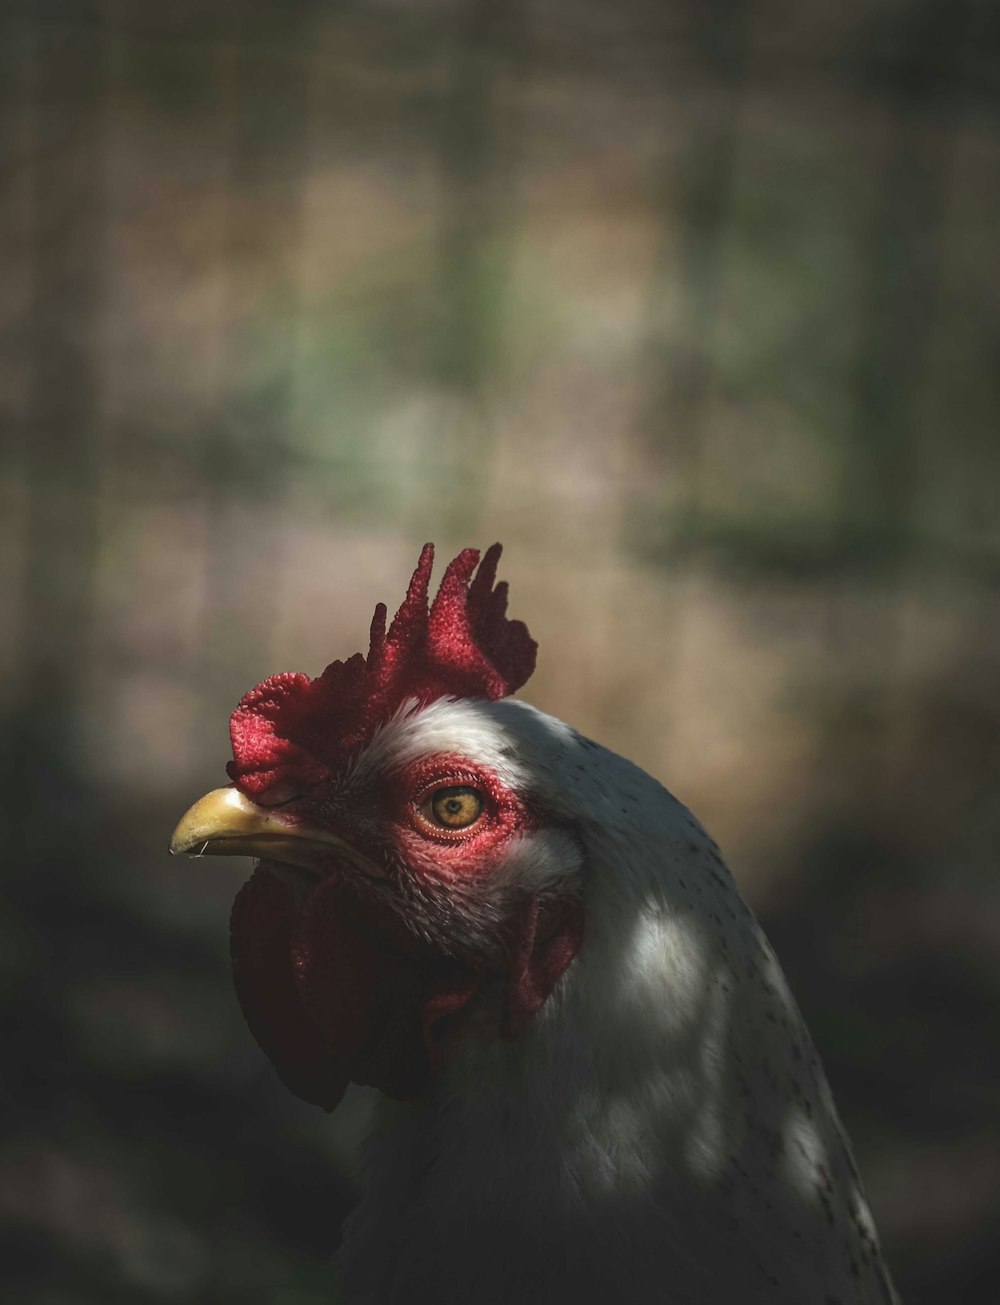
[226,544,536,798]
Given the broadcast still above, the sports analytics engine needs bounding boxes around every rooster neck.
[334,711,896,1304]
[337,887,896,1304]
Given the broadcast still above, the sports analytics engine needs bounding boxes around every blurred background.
[2,0,998,1301]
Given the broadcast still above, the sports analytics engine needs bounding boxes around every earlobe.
[502,894,585,1037]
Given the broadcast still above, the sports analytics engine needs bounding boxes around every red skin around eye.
[386,753,535,883]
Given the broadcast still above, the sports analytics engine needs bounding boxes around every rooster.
[171,543,897,1305]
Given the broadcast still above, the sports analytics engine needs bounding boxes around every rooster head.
[170,544,585,1110]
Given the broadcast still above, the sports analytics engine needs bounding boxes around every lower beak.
[169,786,383,878]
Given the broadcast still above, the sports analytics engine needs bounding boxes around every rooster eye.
[421,786,484,831]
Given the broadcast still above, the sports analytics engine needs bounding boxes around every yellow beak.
[169,786,383,878]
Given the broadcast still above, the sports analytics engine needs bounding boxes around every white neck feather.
[335,702,895,1305]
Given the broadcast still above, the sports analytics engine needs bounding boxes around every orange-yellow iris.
[425,786,483,830]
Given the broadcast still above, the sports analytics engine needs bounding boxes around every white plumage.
[334,697,897,1305]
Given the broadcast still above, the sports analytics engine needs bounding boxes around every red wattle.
[230,864,482,1106]
[230,868,349,1110]
[292,872,479,1100]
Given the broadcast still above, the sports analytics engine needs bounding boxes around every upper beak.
[169,786,383,878]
